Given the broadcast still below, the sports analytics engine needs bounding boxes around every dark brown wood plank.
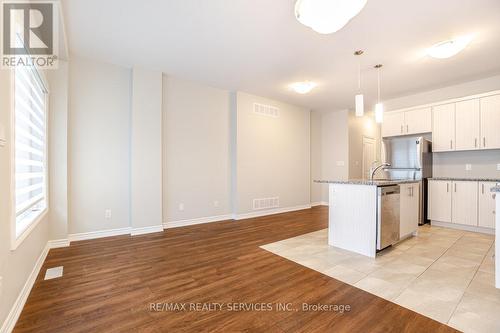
[14,207,458,332]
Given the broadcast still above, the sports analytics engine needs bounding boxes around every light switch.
[465,164,472,171]
[497,164,500,171]
[0,123,5,147]
[336,161,345,167]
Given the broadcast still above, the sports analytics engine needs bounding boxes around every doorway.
[362,136,377,180]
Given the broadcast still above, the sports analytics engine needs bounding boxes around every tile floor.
[261,225,498,333]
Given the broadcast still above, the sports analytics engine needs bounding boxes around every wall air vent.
[253,197,280,210]
[253,103,280,118]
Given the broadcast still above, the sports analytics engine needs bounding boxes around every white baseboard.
[1,243,50,333]
[431,220,495,235]
[131,225,164,236]
[48,239,70,249]
[311,201,329,207]
[68,227,132,242]
[233,204,312,220]
[164,214,232,229]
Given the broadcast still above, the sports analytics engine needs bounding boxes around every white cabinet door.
[428,180,452,222]
[433,103,456,152]
[400,183,420,237]
[382,112,405,137]
[452,181,478,226]
[479,182,496,229]
[480,95,500,150]
[455,99,480,151]
[404,108,432,135]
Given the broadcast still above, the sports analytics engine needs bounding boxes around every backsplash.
[432,149,500,179]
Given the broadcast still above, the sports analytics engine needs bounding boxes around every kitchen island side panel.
[328,183,378,257]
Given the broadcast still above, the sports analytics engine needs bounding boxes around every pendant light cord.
[377,66,381,103]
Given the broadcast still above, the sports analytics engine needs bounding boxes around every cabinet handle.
[475,138,478,148]
[411,186,414,197]
[483,137,486,148]
[454,183,457,192]
[450,140,453,150]
[482,184,484,194]
[447,183,449,192]
[401,125,403,134]
[406,124,409,133]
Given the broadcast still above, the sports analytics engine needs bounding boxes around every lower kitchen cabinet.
[400,183,420,238]
[428,179,496,230]
[428,180,452,223]
[451,181,478,226]
[479,182,497,228]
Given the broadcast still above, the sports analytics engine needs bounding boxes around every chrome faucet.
[370,162,391,180]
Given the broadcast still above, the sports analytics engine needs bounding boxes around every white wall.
[319,110,349,202]
[162,76,231,224]
[68,56,132,234]
[48,61,69,240]
[310,111,322,204]
[384,74,500,111]
[0,65,50,332]
[131,68,163,230]
[234,92,310,215]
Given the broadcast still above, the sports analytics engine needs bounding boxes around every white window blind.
[14,65,48,236]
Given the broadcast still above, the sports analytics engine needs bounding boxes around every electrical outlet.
[105,209,112,220]
[213,200,219,208]
[178,203,184,211]
[465,164,472,171]
[336,161,345,167]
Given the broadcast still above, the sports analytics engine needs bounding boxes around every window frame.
[10,66,50,251]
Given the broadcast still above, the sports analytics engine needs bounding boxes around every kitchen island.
[315,179,421,258]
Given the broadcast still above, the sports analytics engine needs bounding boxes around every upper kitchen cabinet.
[480,95,500,150]
[382,108,431,137]
[432,103,455,152]
[455,99,480,151]
[382,112,405,137]
[404,108,432,136]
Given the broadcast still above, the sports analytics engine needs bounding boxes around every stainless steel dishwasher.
[377,185,400,251]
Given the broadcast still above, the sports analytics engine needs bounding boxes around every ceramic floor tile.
[448,293,500,333]
[394,288,458,324]
[321,265,367,284]
[354,276,408,300]
[261,224,499,331]
[465,270,500,305]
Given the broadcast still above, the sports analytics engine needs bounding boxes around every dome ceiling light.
[427,35,473,59]
[295,0,368,34]
[290,81,317,94]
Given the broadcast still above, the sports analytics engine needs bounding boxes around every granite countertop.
[430,177,500,182]
[491,186,500,193]
[314,179,421,186]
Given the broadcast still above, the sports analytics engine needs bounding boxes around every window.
[14,65,48,239]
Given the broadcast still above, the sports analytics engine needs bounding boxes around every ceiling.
[62,0,500,111]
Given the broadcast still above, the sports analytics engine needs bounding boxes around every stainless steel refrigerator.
[381,136,433,225]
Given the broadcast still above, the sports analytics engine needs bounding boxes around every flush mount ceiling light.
[295,0,368,34]
[290,81,317,94]
[427,35,472,59]
[354,50,364,117]
[374,64,384,124]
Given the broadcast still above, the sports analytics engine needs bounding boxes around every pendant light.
[354,50,364,117]
[374,64,384,124]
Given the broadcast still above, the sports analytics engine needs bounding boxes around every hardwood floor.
[15,207,457,332]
